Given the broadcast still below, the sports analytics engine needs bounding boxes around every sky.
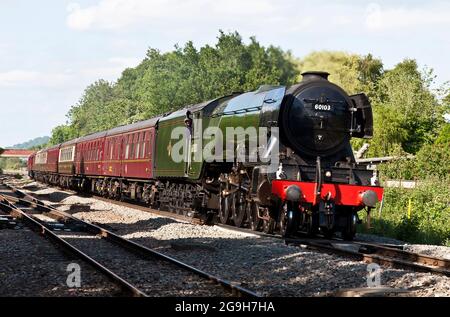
[0,0,449,147]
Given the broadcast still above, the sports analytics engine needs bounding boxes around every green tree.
[368,60,443,156]
[68,80,122,136]
[49,125,78,145]
[57,31,299,141]
[414,143,450,179]
[295,51,383,95]
[435,124,450,144]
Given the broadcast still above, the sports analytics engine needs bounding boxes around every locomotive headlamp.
[285,185,302,201]
[325,171,332,178]
[360,190,378,207]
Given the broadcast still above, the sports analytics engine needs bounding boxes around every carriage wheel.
[257,205,275,234]
[219,188,232,224]
[279,208,296,238]
[305,212,318,236]
[247,200,262,231]
[231,191,247,227]
[263,217,275,234]
[342,213,357,241]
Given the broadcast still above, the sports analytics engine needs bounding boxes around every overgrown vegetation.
[359,178,450,246]
[0,158,27,172]
[0,146,27,173]
[41,31,450,245]
[361,151,450,246]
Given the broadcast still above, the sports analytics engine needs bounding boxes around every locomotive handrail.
[209,106,262,118]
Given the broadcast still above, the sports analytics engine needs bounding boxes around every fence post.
[407,198,412,220]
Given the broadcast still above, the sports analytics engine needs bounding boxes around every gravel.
[0,227,119,297]
[356,233,450,260]
[56,232,231,297]
[12,180,450,297]
[403,245,450,260]
[356,233,406,245]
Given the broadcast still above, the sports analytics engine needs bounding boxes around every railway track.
[0,182,259,297]
[216,223,450,276]
[4,178,450,278]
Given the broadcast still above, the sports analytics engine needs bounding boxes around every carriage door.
[119,136,124,177]
[185,111,200,176]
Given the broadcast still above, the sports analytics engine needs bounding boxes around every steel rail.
[353,241,450,271]
[284,238,450,276]
[2,181,205,225]
[0,195,147,297]
[215,225,450,276]
[8,178,449,277]
[89,194,205,225]
[0,182,260,298]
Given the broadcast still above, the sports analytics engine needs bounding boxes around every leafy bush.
[359,177,450,246]
[414,142,450,179]
[379,142,450,180]
[0,158,27,171]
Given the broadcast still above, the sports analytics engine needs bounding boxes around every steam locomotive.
[28,71,383,240]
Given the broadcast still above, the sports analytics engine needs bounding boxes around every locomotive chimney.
[301,71,330,81]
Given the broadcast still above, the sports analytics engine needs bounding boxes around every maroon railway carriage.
[31,145,60,184]
[58,139,77,175]
[30,117,160,200]
[75,132,107,177]
[29,117,159,199]
[103,117,158,180]
[87,118,159,199]
[27,153,35,178]
[33,145,59,172]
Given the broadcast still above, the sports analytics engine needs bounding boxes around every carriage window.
[130,143,134,159]
[125,144,130,159]
[136,143,140,158]
[60,147,74,162]
[141,142,146,158]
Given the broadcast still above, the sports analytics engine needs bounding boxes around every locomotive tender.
[28,71,383,240]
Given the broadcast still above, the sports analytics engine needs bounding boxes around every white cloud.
[67,0,201,30]
[365,2,450,31]
[108,57,141,69]
[0,70,39,86]
[0,70,72,88]
[65,0,317,32]
[0,57,139,88]
[79,57,141,80]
